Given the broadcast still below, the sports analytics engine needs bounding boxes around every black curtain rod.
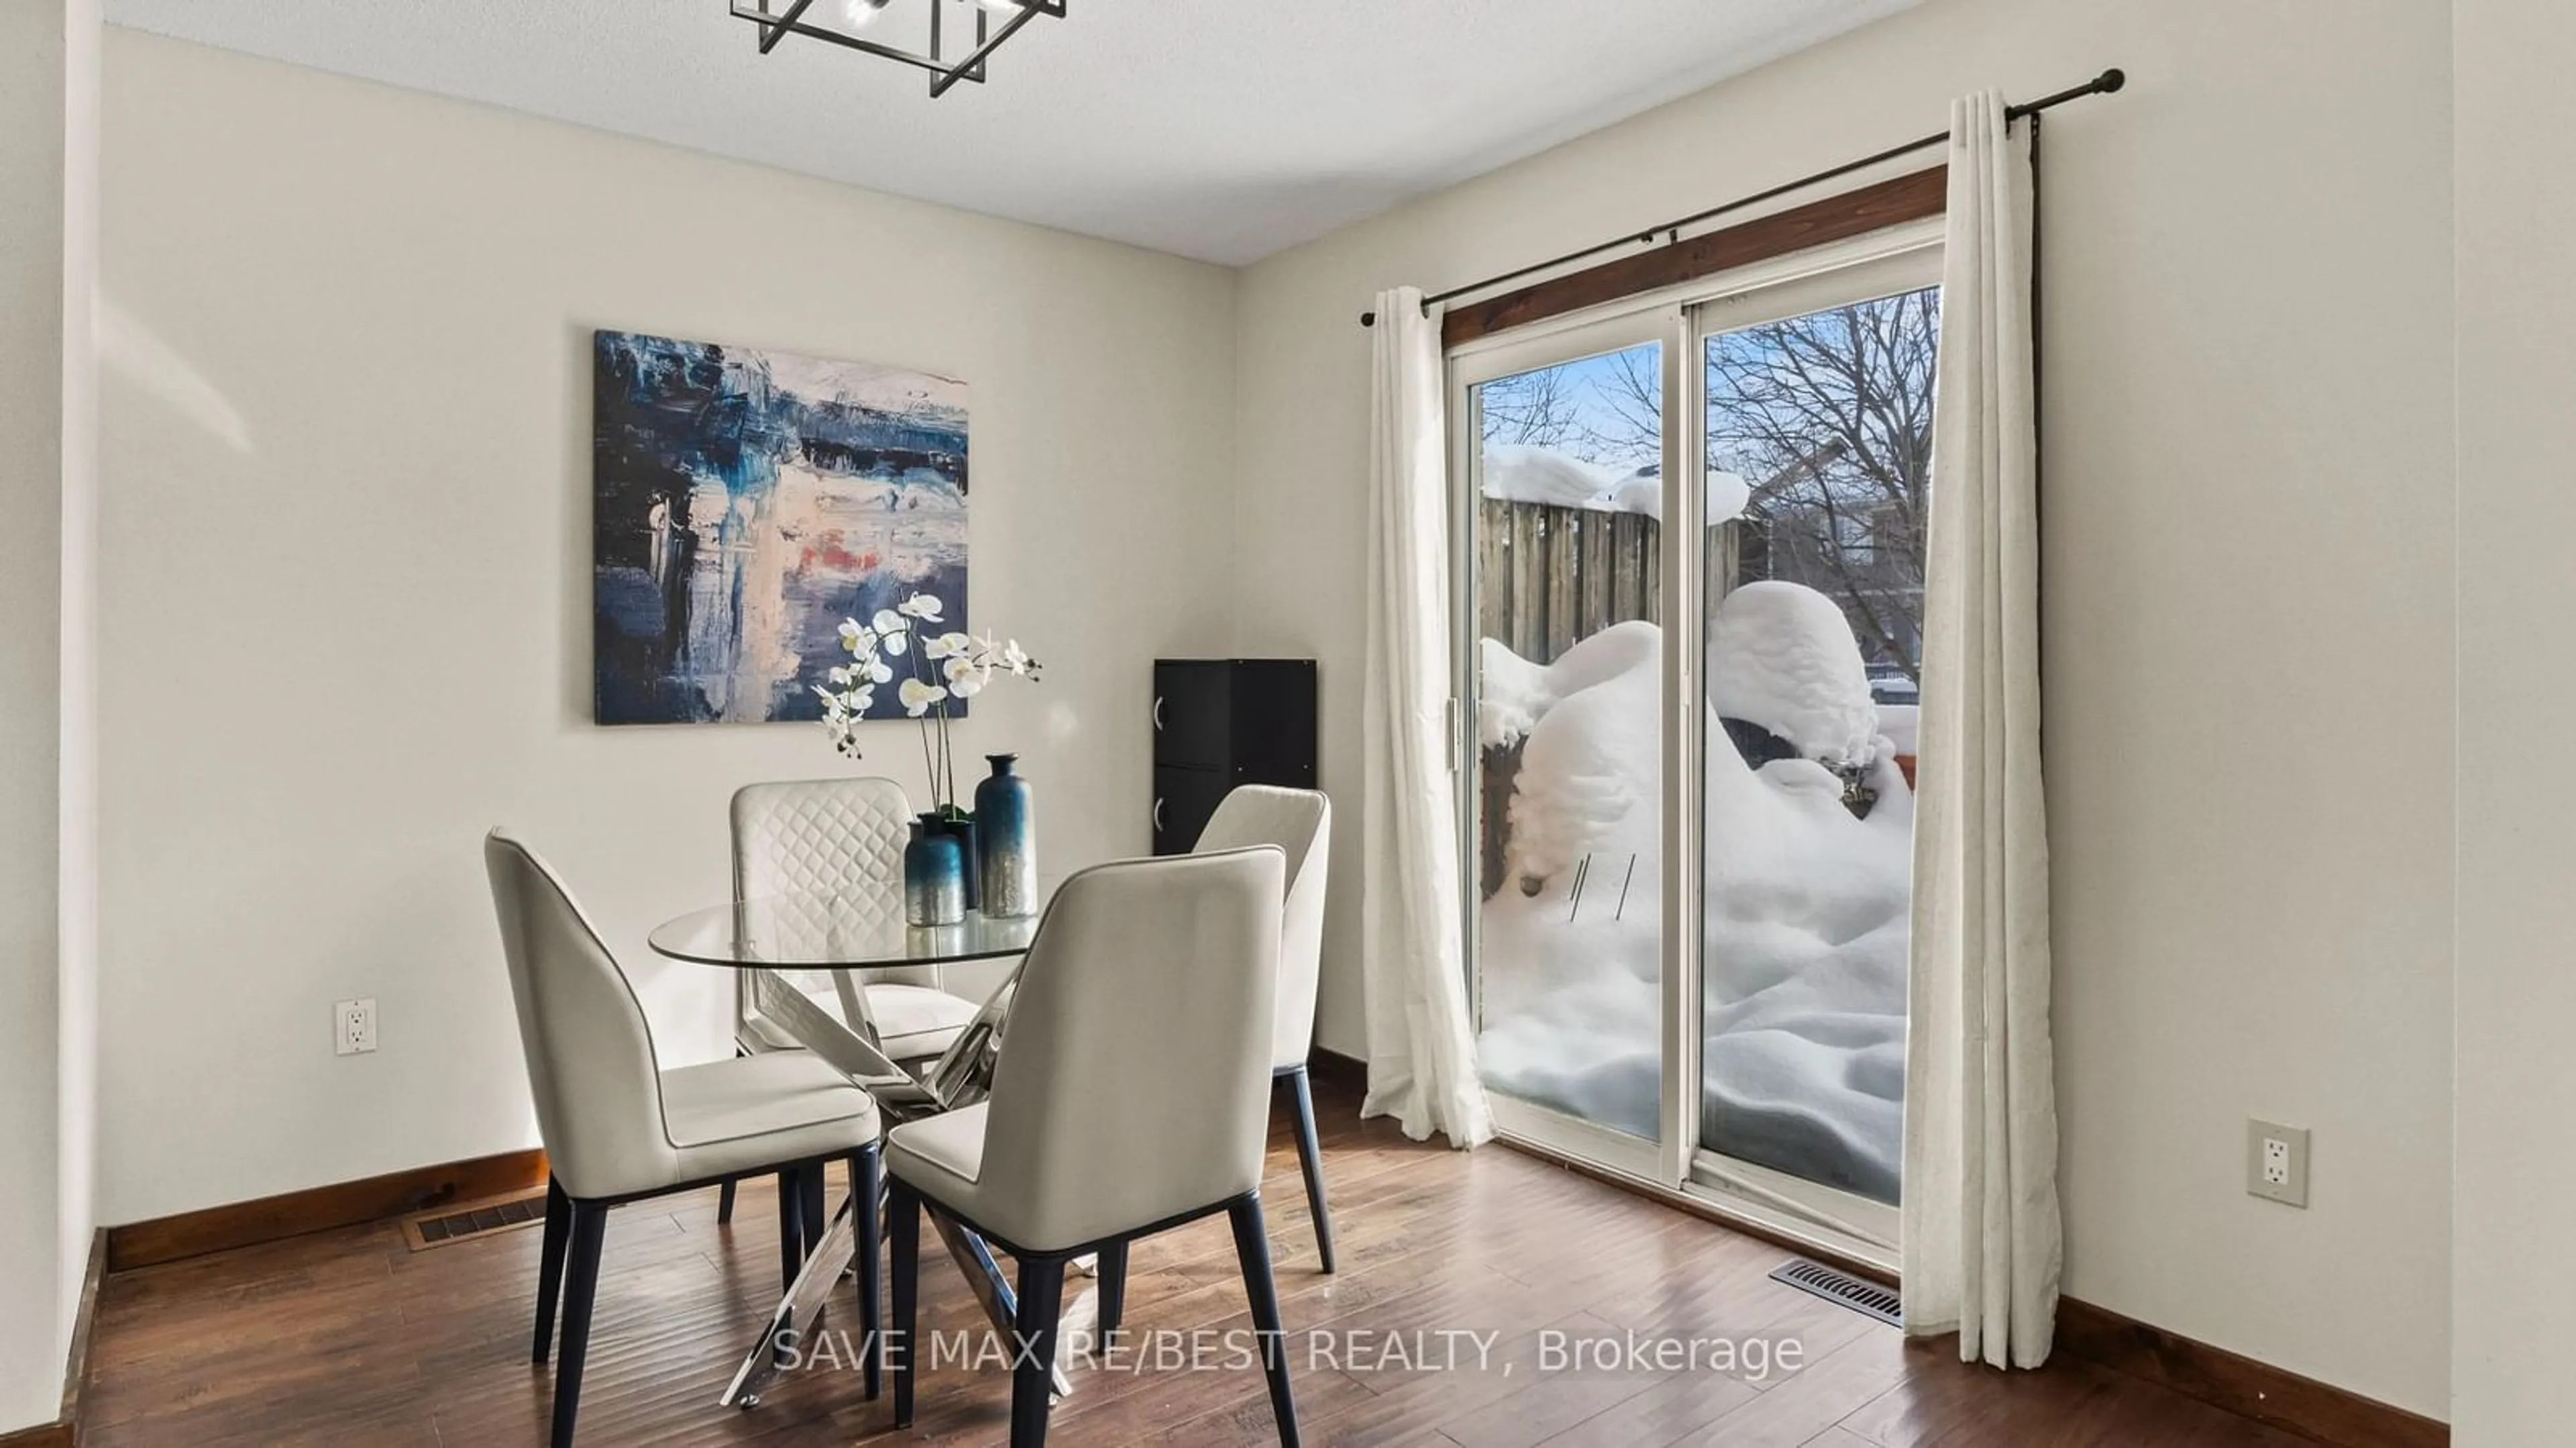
[1360,66,2125,327]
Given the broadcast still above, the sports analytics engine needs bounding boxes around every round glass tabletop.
[647,885,1047,970]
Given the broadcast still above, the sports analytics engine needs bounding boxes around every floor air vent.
[1769,1258,1902,1327]
[402,1191,549,1251]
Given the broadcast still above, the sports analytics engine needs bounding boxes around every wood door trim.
[1442,165,1948,350]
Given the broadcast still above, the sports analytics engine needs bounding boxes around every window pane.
[1470,342,1664,1143]
[1698,285,1938,1205]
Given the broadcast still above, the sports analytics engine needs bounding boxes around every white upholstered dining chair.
[885,847,1299,1448]
[731,776,986,1062]
[485,830,884,1448]
[1196,784,1337,1271]
[715,777,985,1225]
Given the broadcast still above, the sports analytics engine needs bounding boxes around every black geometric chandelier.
[732,0,1065,99]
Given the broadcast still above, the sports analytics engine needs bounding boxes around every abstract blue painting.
[592,330,969,725]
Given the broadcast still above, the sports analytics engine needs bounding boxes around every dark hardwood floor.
[85,1074,2301,1447]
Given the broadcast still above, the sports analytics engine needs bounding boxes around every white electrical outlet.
[335,998,377,1056]
[2247,1119,2308,1207]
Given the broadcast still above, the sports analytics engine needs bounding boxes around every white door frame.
[1453,308,1682,1188]
[1450,227,1941,1269]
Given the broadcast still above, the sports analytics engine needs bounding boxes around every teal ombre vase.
[904,816,966,927]
[973,754,1036,919]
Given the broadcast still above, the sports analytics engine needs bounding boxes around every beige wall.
[58,0,101,1383]
[1,0,98,1433]
[2454,1,2571,1440]
[1234,0,2454,1418]
[95,30,1237,1224]
[0,0,70,1429]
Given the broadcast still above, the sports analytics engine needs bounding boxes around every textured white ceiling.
[102,0,1919,265]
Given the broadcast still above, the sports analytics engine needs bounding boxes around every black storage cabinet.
[1152,659,1318,854]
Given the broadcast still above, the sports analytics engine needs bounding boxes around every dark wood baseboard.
[2052,1296,2447,1448]
[61,1229,101,1435]
[0,1417,74,1448]
[0,1228,107,1448]
[1305,1046,1366,1096]
[107,1148,547,1272]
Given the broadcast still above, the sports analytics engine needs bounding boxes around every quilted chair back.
[731,777,933,1006]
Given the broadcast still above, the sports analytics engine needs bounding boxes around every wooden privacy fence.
[1475,496,1740,898]
[1474,497,1741,665]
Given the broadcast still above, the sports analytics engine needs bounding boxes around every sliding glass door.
[1458,238,1939,1255]
[1456,313,1679,1182]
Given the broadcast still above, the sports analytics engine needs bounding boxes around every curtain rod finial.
[2096,67,2126,93]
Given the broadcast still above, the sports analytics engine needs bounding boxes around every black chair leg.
[776,1168,805,1292]
[1096,1241,1128,1342]
[851,1147,882,1401]
[551,1201,610,1448]
[798,1166,828,1266]
[532,1176,570,1363]
[1229,1196,1301,1448]
[1010,1257,1068,1448]
[1283,1067,1336,1274]
[890,1181,921,1429]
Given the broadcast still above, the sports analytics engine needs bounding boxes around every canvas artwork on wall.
[592,329,969,725]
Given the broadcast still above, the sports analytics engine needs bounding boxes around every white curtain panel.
[1358,287,1494,1150]
[1901,92,2063,1369]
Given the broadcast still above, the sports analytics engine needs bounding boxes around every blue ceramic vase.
[903,816,966,927]
[974,754,1036,919]
[930,813,981,911]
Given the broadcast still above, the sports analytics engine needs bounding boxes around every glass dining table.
[647,882,1075,1410]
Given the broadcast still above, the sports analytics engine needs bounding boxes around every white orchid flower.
[922,633,957,661]
[943,654,986,687]
[931,631,973,661]
[898,677,947,717]
[827,665,855,686]
[1000,640,1032,675]
[899,593,945,622]
[947,674,985,700]
[863,656,894,684]
[837,618,875,653]
[847,686,875,714]
[880,627,908,657]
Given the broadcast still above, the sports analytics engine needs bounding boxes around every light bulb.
[841,0,891,26]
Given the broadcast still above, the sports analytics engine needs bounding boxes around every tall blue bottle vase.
[974,754,1037,919]
[903,817,966,927]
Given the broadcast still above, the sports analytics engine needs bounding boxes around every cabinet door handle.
[1152,695,1166,732]
[1153,797,1167,833]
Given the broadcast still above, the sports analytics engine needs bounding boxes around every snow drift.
[1474,583,1910,1203]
